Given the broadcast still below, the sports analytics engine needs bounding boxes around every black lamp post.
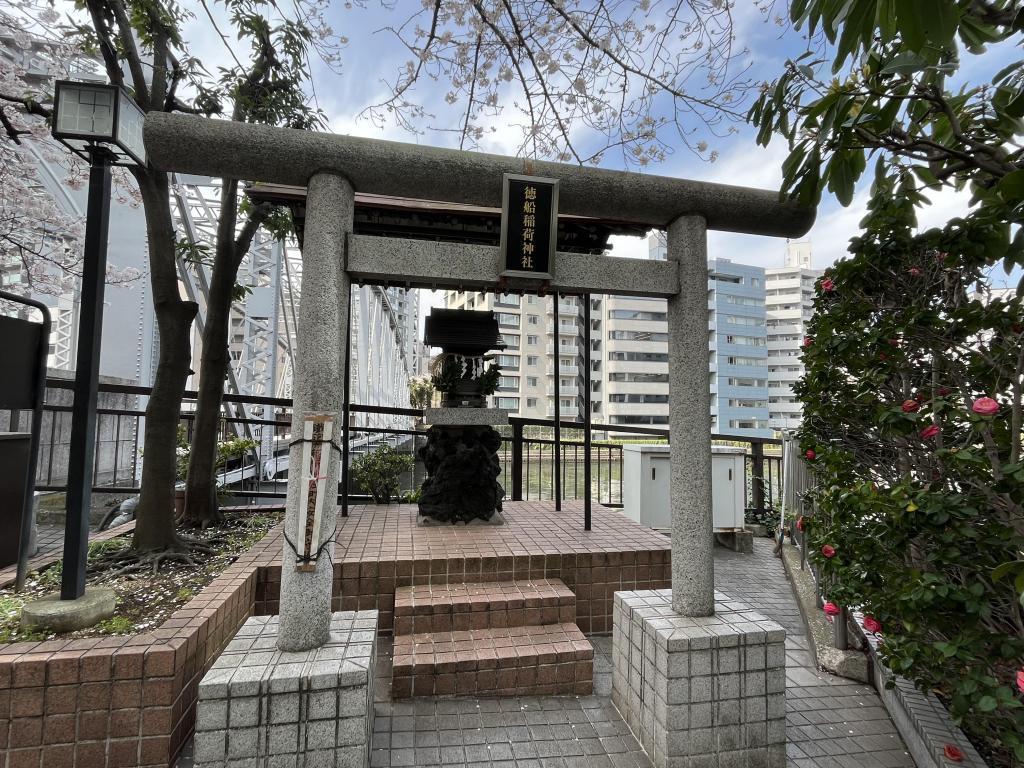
[51,80,146,600]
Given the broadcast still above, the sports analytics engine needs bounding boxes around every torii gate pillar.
[278,170,353,652]
[666,214,715,617]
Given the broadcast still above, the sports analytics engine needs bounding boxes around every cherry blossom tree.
[365,0,771,166]
[1,0,343,561]
[0,5,139,304]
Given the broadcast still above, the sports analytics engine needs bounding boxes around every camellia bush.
[798,177,1024,764]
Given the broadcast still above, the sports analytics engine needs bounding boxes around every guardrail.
[6,378,782,517]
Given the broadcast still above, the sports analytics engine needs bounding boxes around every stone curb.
[853,613,988,768]
[779,542,869,683]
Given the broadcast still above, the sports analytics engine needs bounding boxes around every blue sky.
[179,2,1018,284]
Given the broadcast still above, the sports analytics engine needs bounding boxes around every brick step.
[393,578,575,635]
[392,623,593,698]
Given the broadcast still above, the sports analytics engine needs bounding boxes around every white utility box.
[621,444,747,532]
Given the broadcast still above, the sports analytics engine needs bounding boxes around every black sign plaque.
[499,173,558,280]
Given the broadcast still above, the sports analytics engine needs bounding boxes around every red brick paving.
[392,622,594,699]
[393,578,575,634]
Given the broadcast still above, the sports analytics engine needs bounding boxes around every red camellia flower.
[901,399,920,413]
[938,387,951,397]
[920,424,940,439]
[878,352,889,361]
[820,277,835,292]
[805,449,816,461]
[823,601,840,616]
[821,544,836,558]
[863,616,882,633]
[908,267,922,276]
[803,336,813,348]
[943,745,964,763]
[1016,668,1024,694]
[971,397,999,416]
[796,516,805,532]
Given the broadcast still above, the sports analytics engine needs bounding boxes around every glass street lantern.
[46,78,146,609]
[51,80,146,166]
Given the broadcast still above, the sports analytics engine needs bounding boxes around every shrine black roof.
[423,309,505,356]
[244,185,648,254]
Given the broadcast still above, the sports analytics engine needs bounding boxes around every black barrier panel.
[0,314,43,410]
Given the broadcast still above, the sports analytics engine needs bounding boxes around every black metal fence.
[8,379,782,516]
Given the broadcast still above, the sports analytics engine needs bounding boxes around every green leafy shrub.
[350,445,414,504]
[174,423,257,481]
[408,376,434,410]
[798,180,1024,764]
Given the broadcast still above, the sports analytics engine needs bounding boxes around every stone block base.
[715,530,754,554]
[194,611,378,768]
[612,590,786,768]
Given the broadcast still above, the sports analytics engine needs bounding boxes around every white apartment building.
[442,290,583,419]
[590,294,671,429]
[765,241,821,433]
[444,235,775,440]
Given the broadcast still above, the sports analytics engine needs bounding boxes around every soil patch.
[0,509,282,644]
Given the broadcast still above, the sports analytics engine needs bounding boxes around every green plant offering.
[350,445,415,504]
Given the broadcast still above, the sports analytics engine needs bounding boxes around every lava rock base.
[417,424,505,524]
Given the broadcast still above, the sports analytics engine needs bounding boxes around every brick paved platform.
[394,579,576,634]
[256,501,672,634]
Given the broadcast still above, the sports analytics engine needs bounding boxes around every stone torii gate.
[144,112,813,768]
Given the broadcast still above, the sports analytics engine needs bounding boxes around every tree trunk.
[183,181,241,526]
[132,170,199,553]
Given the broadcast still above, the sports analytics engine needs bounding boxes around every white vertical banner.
[295,413,334,572]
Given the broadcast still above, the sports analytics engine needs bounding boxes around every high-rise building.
[706,258,771,437]
[765,242,821,433]
[632,233,770,438]
[447,234,771,438]
[591,293,670,429]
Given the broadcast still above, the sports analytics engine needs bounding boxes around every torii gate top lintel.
[144,112,814,240]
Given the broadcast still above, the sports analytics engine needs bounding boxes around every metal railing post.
[511,421,523,501]
[751,439,765,515]
[834,605,850,650]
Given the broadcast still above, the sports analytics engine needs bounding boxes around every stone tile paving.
[175,537,916,768]
[715,540,915,768]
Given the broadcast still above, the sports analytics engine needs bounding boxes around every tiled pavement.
[175,538,916,768]
[716,541,915,768]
